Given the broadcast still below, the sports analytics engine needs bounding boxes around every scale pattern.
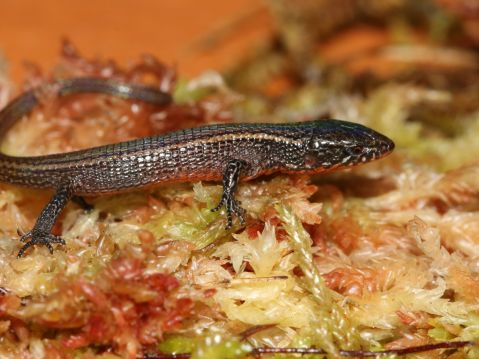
[0,78,394,256]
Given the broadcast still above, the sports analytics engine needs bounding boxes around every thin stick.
[142,340,474,358]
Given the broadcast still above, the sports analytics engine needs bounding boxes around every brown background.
[0,0,270,81]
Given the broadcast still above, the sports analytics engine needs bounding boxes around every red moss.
[137,229,156,249]
[276,228,289,242]
[312,215,363,254]
[246,221,265,239]
[260,207,280,224]
[292,266,305,277]
[203,288,217,298]
[290,176,318,197]
[11,40,240,163]
[57,39,176,89]
[396,311,431,329]
[43,341,67,359]
[323,267,389,296]
[56,39,234,130]
[308,224,328,253]
[384,333,432,351]
[254,208,289,241]
[247,219,289,242]
[162,298,194,331]
[447,265,479,304]
[0,253,194,357]
[12,320,30,344]
[60,269,193,352]
[77,281,110,309]
[0,294,21,315]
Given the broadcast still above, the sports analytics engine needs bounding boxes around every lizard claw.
[211,197,225,213]
[212,194,246,229]
[19,231,32,242]
[17,231,66,258]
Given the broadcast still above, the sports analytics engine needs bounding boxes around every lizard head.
[289,119,395,172]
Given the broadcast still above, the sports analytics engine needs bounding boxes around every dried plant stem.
[143,340,473,358]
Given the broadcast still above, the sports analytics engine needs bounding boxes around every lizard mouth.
[346,135,395,166]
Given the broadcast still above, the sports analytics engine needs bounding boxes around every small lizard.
[0,78,394,256]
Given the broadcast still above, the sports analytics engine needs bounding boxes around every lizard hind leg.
[17,183,73,257]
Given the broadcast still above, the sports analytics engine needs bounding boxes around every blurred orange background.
[0,0,271,81]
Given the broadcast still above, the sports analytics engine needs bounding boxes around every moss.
[157,335,197,354]
[277,205,362,355]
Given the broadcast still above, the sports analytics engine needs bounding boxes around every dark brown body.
[0,78,394,256]
[0,122,383,195]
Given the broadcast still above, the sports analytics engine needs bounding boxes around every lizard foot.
[17,231,66,258]
[212,195,246,229]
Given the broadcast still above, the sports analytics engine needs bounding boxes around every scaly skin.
[0,78,394,256]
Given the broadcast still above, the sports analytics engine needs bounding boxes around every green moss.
[158,335,251,359]
[467,347,479,359]
[157,335,196,354]
[192,337,251,359]
[428,327,455,341]
[143,205,231,249]
[173,78,214,103]
[276,205,362,356]
[143,183,238,249]
[461,313,479,342]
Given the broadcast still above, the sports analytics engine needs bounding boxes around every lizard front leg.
[17,183,73,257]
[211,159,247,229]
